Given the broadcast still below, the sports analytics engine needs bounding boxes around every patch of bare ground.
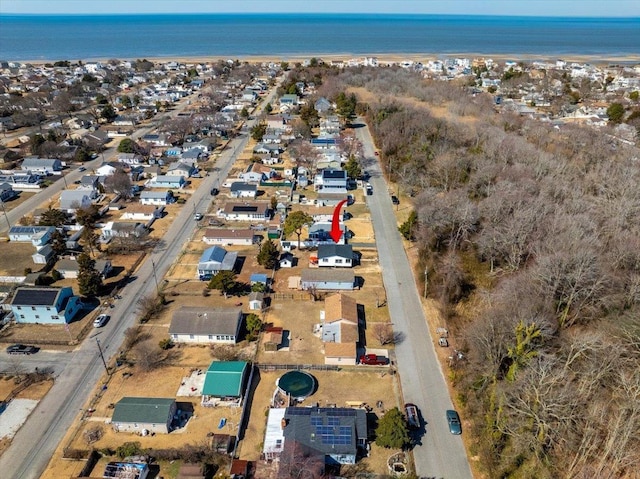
[238,368,401,476]
[0,241,38,276]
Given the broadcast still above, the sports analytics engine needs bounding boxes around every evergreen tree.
[399,210,418,241]
[375,407,411,449]
[257,239,279,270]
[39,206,70,227]
[344,155,362,179]
[208,270,237,298]
[77,253,103,297]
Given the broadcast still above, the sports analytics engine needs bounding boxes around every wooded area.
[323,66,640,478]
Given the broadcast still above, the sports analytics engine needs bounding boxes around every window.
[51,315,59,320]
[189,334,195,339]
[20,315,25,319]
[35,315,39,319]
[335,259,343,264]
[31,307,36,311]
[46,307,51,311]
[208,335,214,340]
[16,306,21,310]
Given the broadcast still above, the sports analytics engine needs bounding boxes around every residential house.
[183,138,216,153]
[118,153,144,166]
[239,162,272,183]
[0,182,17,202]
[248,291,264,311]
[120,204,163,221]
[59,190,93,213]
[317,244,353,268]
[78,175,101,190]
[321,293,359,365]
[9,286,83,324]
[96,164,117,176]
[300,269,355,291]
[9,225,54,245]
[315,169,347,194]
[279,93,299,106]
[197,246,238,279]
[220,202,270,222]
[111,397,177,434]
[101,221,147,239]
[305,222,346,246]
[141,133,170,146]
[201,361,249,406]
[264,407,367,465]
[167,161,196,177]
[140,190,173,206]
[54,258,112,279]
[311,137,338,150]
[202,228,256,246]
[169,306,242,344]
[148,175,186,189]
[314,97,333,114]
[181,148,203,162]
[21,157,63,174]
[229,182,258,199]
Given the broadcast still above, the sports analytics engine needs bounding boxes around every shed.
[248,291,264,310]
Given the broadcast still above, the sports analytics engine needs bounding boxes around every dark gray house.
[112,397,177,434]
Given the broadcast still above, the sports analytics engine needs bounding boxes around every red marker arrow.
[330,199,348,243]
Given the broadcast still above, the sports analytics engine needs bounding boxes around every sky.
[1,0,639,17]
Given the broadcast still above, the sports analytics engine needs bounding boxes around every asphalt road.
[0,80,281,479]
[355,120,472,479]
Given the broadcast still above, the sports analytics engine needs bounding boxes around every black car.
[391,195,400,205]
[6,344,39,355]
[210,187,219,196]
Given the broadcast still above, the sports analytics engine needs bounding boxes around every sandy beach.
[16,52,640,66]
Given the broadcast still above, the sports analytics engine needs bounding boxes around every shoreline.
[11,52,640,66]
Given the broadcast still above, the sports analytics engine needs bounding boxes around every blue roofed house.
[9,226,55,246]
[0,182,17,202]
[201,361,250,406]
[9,286,83,324]
[197,246,238,280]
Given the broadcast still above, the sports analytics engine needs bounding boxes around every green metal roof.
[112,397,175,424]
[202,361,248,397]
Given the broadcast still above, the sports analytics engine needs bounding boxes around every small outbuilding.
[201,361,250,407]
[248,291,265,310]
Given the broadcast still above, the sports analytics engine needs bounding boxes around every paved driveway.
[355,120,472,479]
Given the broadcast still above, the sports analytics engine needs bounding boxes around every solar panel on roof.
[233,206,259,212]
[311,416,323,426]
[326,417,340,426]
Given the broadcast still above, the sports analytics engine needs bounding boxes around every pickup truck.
[359,354,388,365]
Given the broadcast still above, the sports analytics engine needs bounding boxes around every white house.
[120,204,163,221]
[147,175,186,189]
[140,190,173,205]
[316,244,353,268]
[21,157,63,174]
[229,182,258,199]
[202,228,257,246]
[59,190,93,213]
[169,307,242,344]
[220,202,270,222]
[197,246,238,280]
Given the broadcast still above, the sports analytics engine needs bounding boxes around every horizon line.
[1,12,639,19]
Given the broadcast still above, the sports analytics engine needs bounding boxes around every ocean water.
[0,14,638,61]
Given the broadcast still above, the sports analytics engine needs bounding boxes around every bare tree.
[373,322,395,346]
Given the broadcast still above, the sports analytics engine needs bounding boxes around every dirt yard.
[238,368,403,475]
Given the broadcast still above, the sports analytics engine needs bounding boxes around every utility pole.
[151,258,159,292]
[0,200,10,230]
[96,338,110,375]
[424,268,428,299]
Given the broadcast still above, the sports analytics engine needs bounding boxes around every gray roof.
[230,182,257,193]
[169,307,242,336]
[112,397,175,424]
[317,244,352,259]
[199,246,238,271]
[11,287,63,306]
[283,407,367,456]
[301,269,355,284]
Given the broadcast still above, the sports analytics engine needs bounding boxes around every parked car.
[359,354,388,365]
[391,195,400,205]
[93,314,109,328]
[194,213,203,221]
[405,403,421,429]
[446,409,462,435]
[210,187,219,196]
[6,344,39,355]
[365,183,373,195]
